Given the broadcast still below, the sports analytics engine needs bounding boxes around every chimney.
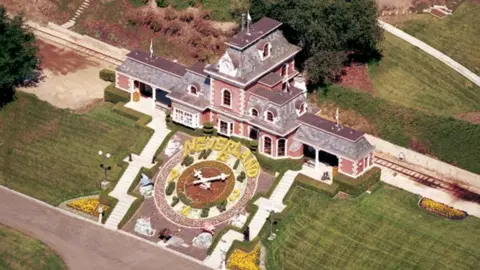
[241,13,246,32]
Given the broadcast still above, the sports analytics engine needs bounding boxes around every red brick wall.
[356,158,365,175]
[201,110,211,125]
[369,152,374,166]
[212,79,243,115]
[116,73,130,90]
[234,120,241,135]
[339,158,354,175]
[272,58,295,76]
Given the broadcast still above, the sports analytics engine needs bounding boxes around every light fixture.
[98,150,103,156]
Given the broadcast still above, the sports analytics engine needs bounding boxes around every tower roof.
[226,17,282,50]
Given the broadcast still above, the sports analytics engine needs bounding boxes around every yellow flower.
[227,245,260,270]
[67,198,109,217]
[420,198,466,218]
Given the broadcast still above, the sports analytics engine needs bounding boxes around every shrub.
[249,140,258,152]
[203,122,215,136]
[201,207,210,218]
[99,69,116,82]
[217,200,227,213]
[233,159,240,170]
[181,155,194,167]
[165,110,172,123]
[171,196,180,207]
[165,182,175,196]
[104,84,130,104]
[237,171,246,182]
[198,149,206,160]
[111,102,152,129]
[204,149,212,159]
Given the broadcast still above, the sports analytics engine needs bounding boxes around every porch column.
[152,86,156,108]
[315,148,319,170]
[129,78,134,102]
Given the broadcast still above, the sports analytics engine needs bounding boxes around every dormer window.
[262,43,271,59]
[281,63,288,77]
[250,108,259,117]
[299,103,306,115]
[188,85,198,96]
[266,111,274,122]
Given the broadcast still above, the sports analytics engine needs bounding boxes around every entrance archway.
[303,145,339,167]
[134,80,153,97]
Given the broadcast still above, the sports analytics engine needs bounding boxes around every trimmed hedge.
[171,196,180,207]
[166,121,204,136]
[99,69,115,82]
[233,159,240,170]
[294,174,339,196]
[99,187,119,224]
[112,102,153,129]
[165,181,176,195]
[334,167,381,196]
[104,84,130,104]
[203,121,216,136]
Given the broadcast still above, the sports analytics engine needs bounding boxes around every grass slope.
[396,1,480,76]
[0,93,151,205]
[266,184,480,270]
[370,32,480,116]
[0,224,66,270]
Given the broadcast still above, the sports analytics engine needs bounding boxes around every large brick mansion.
[115,17,374,178]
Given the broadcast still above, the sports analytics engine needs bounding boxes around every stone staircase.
[269,171,298,202]
[61,0,90,29]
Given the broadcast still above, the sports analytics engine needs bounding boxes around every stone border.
[153,149,258,228]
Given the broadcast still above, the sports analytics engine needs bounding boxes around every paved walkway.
[0,186,208,270]
[61,0,90,29]
[203,170,299,269]
[105,102,169,229]
[378,20,480,87]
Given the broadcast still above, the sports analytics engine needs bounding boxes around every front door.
[156,88,171,107]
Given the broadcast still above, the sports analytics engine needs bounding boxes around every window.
[263,43,270,59]
[264,136,272,155]
[266,111,274,122]
[218,120,233,136]
[222,89,232,107]
[250,108,258,117]
[277,139,286,157]
[299,103,306,115]
[173,108,197,128]
[188,85,198,95]
[281,64,288,77]
[249,127,259,140]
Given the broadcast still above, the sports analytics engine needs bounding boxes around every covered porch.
[301,144,335,184]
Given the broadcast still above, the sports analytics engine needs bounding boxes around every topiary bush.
[181,155,194,167]
[99,69,116,82]
[201,207,210,218]
[165,110,172,123]
[104,84,130,104]
[249,140,258,153]
[198,149,206,160]
[203,122,215,136]
[165,182,175,196]
[171,196,180,207]
[217,200,227,213]
[204,149,212,159]
[233,159,240,170]
[237,171,246,182]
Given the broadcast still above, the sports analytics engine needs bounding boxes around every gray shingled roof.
[126,50,186,77]
[294,124,374,160]
[250,86,303,106]
[258,72,283,87]
[205,29,300,87]
[116,58,183,90]
[167,70,211,110]
[226,17,283,50]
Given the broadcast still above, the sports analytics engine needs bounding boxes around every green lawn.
[370,32,480,116]
[0,93,152,205]
[0,224,66,270]
[395,1,480,76]
[265,184,480,270]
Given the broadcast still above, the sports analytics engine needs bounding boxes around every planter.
[418,197,467,220]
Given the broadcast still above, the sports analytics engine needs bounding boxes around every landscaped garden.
[264,183,480,270]
[0,93,152,205]
[0,224,66,270]
[394,0,480,76]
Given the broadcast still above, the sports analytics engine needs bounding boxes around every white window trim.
[277,138,287,157]
[172,108,199,128]
[188,85,199,96]
[260,43,271,61]
[218,119,234,137]
[261,134,274,156]
[296,102,307,116]
[221,88,232,109]
[281,63,289,77]
[265,110,275,123]
[249,108,259,117]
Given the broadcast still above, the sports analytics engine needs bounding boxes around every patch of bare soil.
[337,63,374,94]
[455,112,480,124]
[2,0,78,24]
[310,97,378,135]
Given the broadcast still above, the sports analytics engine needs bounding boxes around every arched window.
[277,139,286,157]
[189,85,198,95]
[281,64,288,77]
[264,136,272,155]
[299,103,306,114]
[250,108,258,117]
[263,43,270,59]
[266,111,274,122]
[222,89,231,107]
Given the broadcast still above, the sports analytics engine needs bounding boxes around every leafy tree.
[0,6,38,107]
[251,0,382,85]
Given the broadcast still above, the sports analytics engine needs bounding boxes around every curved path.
[378,20,480,87]
[0,186,209,270]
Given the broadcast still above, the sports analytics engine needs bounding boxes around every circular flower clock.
[154,136,260,227]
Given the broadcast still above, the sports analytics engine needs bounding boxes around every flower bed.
[419,198,467,220]
[227,245,260,270]
[67,198,109,217]
[176,161,235,208]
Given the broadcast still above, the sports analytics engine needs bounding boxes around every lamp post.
[98,150,111,190]
[267,210,277,241]
[97,206,103,224]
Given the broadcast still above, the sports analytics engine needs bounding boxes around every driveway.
[0,187,210,270]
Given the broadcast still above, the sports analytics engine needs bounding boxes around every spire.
[335,108,340,126]
[149,39,153,58]
[247,11,252,34]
